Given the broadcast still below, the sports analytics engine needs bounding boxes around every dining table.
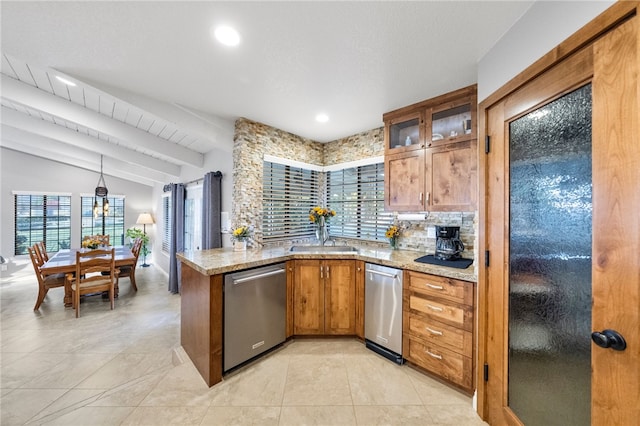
[40,245,136,307]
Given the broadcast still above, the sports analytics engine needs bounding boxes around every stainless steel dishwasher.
[365,263,403,364]
[224,263,286,372]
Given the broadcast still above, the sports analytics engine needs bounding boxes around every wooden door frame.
[476,1,640,422]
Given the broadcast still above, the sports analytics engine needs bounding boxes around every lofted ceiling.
[0,1,533,186]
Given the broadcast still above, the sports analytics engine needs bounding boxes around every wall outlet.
[427,226,436,239]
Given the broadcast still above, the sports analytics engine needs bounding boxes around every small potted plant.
[125,227,150,257]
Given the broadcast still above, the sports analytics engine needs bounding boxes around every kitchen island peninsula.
[177,245,475,387]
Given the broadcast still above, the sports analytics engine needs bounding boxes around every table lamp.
[136,213,154,267]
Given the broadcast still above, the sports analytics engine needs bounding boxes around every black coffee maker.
[435,226,465,260]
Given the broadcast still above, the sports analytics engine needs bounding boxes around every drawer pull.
[427,304,443,312]
[426,327,443,336]
[426,283,444,290]
[426,350,442,360]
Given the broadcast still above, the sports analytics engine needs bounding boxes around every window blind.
[162,196,172,252]
[14,194,71,255]
[263,161,320,241]
[327,163,393,241]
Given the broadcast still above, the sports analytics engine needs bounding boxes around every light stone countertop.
[177,245,476,283]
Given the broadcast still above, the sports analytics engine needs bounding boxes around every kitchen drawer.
[408,314,472,357]
[407,336,472,390]
[408,294,473,331]
[407,271,473,306]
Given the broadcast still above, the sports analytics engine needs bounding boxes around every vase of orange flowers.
[309,206,335,246]
[385,225,401,250]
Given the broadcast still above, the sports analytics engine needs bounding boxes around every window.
[263,161,320,241]
[14,193,71,255]
[184,185,202,251]
[80,196,125,246]
[162,195,171,252]
[327,163,393,241]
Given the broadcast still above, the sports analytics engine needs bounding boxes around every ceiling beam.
[1,125,167,185]
[74,78,235,153]
[1,107,181,178]
[2,138,157,187]
[1,74,204,167]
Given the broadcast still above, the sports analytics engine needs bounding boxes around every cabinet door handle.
[326,265,330,279]
[357,267,361,272]
[426,350,442,360]
[320,265,323,279]
[427,304,443,312]
[419,192,423,202]
[426,327,443,336]
[426,283,444,290]
[426,192,430,202]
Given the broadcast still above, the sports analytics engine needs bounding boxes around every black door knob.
[591,329,627,351]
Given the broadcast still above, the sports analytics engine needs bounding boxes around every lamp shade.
[136,213,155,225]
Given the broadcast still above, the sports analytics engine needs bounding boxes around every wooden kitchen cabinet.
[385,150,425,211]
[292,259,356,335]
[402,270,475,393]
[286,260,295,338]
[384,110,425,153]
[383,85,477,212]
[426,139,477,211]
[355,260,365,339]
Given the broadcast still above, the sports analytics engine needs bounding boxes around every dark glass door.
[508,84,592,425]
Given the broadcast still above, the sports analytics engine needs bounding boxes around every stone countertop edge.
[177,246,477,283]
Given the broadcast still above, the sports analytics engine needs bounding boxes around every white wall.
[0,147,153,276]
[477,0,614,102]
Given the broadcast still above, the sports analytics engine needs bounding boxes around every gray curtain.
[168,183,185,294]
[202,171,223,250]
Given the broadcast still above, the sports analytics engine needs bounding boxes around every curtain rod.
[185,177,203,185]
[163,171,222,192]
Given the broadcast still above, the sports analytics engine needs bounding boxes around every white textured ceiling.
[0,1,533,185]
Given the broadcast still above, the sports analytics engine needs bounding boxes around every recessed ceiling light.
[315,114,329,123]
[55,76,76,86]
[212,25,240,47]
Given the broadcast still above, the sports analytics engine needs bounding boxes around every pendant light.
[94,155,109,219]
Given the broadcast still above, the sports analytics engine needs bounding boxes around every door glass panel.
[509,84,592,425]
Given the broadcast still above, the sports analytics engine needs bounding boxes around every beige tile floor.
[1,261,487,425]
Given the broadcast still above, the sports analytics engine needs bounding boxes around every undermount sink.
[289,245,358,253]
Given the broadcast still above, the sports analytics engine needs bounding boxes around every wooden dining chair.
[65,248,118,318]
[94,235,110,246]
[117,237,142,291]
[36,241,49,262]
[28,245,65,310]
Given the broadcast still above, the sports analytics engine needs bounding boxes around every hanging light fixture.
[94,155,109,220]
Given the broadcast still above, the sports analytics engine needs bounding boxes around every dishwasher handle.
[367,268,399,279]
[232,268,285,285]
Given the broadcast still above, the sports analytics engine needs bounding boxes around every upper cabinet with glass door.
[427,96,476,147]
[383,85,477,212]
[384,110,425,153]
